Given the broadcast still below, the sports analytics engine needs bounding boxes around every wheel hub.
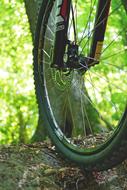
[51,40,99,72]
[66,40,99,71]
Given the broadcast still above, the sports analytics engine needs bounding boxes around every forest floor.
[0,142,127,190]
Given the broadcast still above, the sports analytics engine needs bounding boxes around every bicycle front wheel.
[34,0,127,171]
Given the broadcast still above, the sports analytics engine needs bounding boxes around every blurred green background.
[0,0,38,144]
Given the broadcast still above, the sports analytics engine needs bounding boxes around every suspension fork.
[52,0,71,69]
[89,0,111,61]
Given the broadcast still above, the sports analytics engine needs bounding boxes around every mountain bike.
[33,0,127,171]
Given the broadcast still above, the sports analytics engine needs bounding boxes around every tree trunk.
[24,0,48,142]
[31,116,47,142]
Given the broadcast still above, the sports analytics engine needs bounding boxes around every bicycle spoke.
[72,79,108,123]
[87,69,126,93]
[101,48,127,60]
[42,49,50,59]
[102,62,127,71]
[80,3,122,54]
[81,87,94,135]
[80,91,87,136]
[71,3,77,43]
[46,24,55,36]
[77,64,120,114]
[44,36,54,43]
[68,96,76,132]
[78,0,97,45]
[85,77,118,113]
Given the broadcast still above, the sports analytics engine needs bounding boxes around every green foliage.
[0,0,38,144]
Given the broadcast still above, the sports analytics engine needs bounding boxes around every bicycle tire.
[33,0,127,171]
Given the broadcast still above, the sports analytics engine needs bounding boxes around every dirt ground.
[0,143,127,190]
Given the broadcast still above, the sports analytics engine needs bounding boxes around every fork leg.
[89,0,111,61]
[52,0,71,69]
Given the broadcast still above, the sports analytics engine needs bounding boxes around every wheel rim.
[39,0,127,154]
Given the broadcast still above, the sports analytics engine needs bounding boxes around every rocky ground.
[0,142,127,190]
